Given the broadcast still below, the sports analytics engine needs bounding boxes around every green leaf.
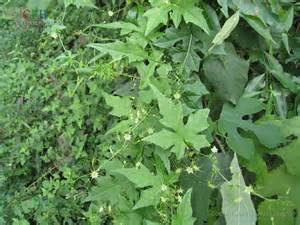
[258,200,295,225]
[273,139,300,177]
[171,34,201,74]
[88,41,148,63]
[85,176,122,204]
[133,186,161,209]
[102,92,132,117]
[217,0,228,17]
[143,85,210,158]
[265,53,300,93]
[243,15,275,44]
[172,189,196,225]
[221,154,257,225]
[182,7,210,34]
[203,43,249,104]
[255,166,300,222]
[154,28,190,48]
[219,97,284,159]
[113,165,165,209]
[212,11,240,47]
[180,157,213,225]
[92,21,139,34]
[144,7,169,36]
[113,165,161,188]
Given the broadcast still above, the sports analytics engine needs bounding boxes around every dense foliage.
[0,0,300,224]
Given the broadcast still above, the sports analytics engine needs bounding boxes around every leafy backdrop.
[0,0,300,224]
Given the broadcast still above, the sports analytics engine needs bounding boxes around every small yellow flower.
[91,170,99,179]
[186,166,194,174]
[108,10,114,17]
[147,127,154,134]
[175,168,182,174]
[244,186,253,194]
[124,133,132,141]
[211,146,218,153]
[99,206,104,213]
[160,196,167,203]
[177,187,184,194]
[174,92,181,100]
[161,184,168,192]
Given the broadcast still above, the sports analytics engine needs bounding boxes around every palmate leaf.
[88,41,148,63]
[113,165,163,209]
[143,85,210,159]
[155,27,201,74]
[113,165,161,188]
[221,154,257,225]
[102,92,132,117]
[171,189,196,225]
[218,97,283,159]
[143,0,209,35]
[255,166,300,223]
[258,199,295,225]
[269,117,300,177]
[144,7,169,36]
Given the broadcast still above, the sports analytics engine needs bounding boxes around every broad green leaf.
[221,154,257,225]
[255,166,300,223]
[143,85,210,158]
[150,84,183,130]
[133,186,161,209]
[171,41,201,75]
[273,139,300,177]
[113,165,161,188]
[258,200,295,225]
[144,7,169,36]
[143,129,185,156]
[88,41,148,63]
[92,22,139,34]
[203,43,249,104]
[182,7,209,34]
[243,15,275,44]
[243,74,265,98]
[102,92,132,117]
[85,176,122,204]
[180,157,213,225]
[217,0,228,17]
[212,11,240,47]
[219,97,284,159]
[114,212,143,225]
[171,189,196,225]
[265,53,300,93]
[154,28,190,48]
[170,9,182,28]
